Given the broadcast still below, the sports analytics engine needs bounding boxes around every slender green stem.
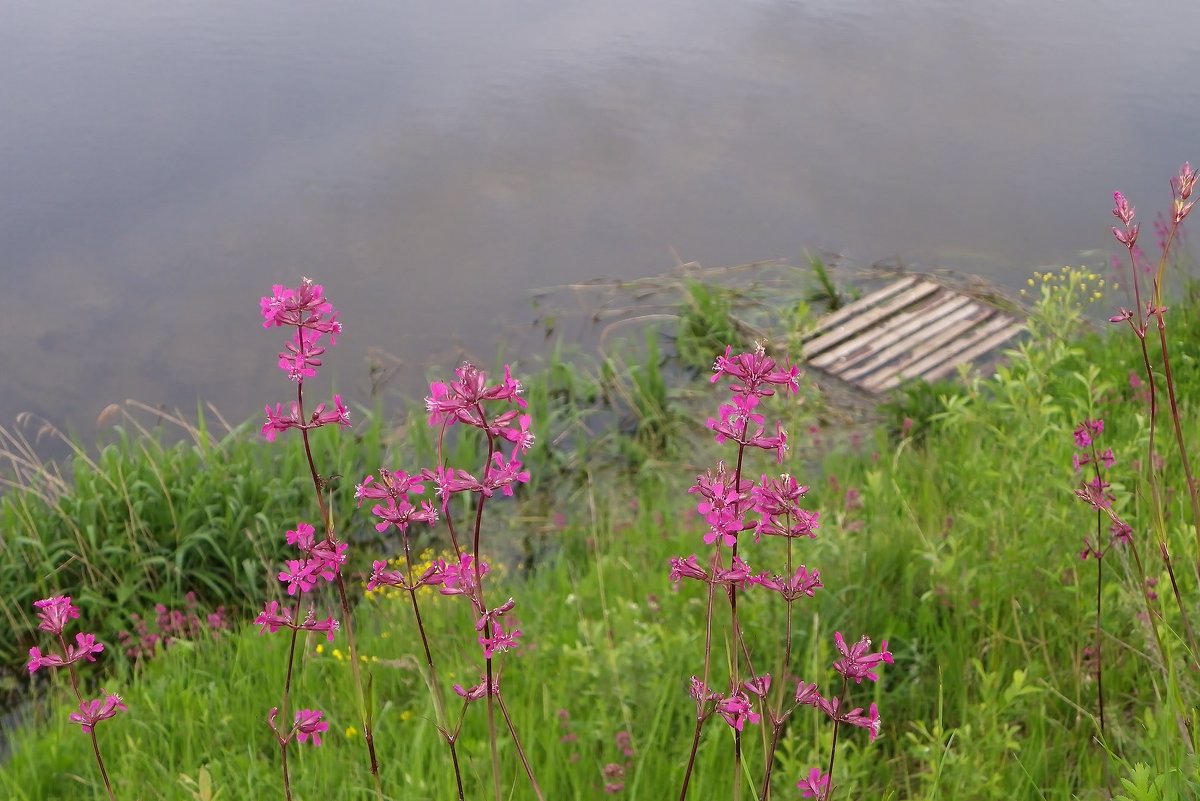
[1094,549,1105,737]
[400,535,465,800]
[497,691,546,800]
[63,658,117,801]
[296,378,383,798]
[678,717,707,801]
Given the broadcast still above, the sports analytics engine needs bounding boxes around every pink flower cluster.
[356,469,439,534]
[258,280,357,752]
[259,279,350,440]
[118,592,229,662]
[361,362,534,667]
[26,596,127,733]
[705,345,800,462]
[268,707,330,747]
[253,523,343,642]
[672,344,892,799]
[277,522,348,596]
[673,466,822,591]
[1071,418,1133,560]
[260,279,342,380]
[1072,419,1116,514]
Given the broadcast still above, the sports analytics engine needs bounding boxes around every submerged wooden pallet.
[801,275,1024,394]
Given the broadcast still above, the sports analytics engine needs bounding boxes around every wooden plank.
[803,276,919,336]
[810,291,956,370]
[858,313,990,392]
[837,297,982,381]
[847,294,974,356]
[916,322,1025,383]
[870,315,1018,392]
[802,281,942,359]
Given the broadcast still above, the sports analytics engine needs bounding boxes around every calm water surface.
[2,0,1199,434]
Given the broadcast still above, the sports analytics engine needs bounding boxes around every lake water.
[3,0,1199,437]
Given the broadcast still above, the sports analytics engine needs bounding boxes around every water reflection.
[1,0,1198,434]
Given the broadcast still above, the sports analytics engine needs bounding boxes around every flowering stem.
[333,574,383,798]
[730,440,749,801]
[275,620,301,801]
[1154,320,1200,577]
[278,740,293,801]
[1147,219,1200,573]
[759,720,784,801]
[678,547,720,801]
[496,691,546,800]
[297,381,384,798]
[63,660,116,801]
[401,535,465,801]
[1093,547,1105,737]
[824,678,849,801]
[678,717,707,801]
[759,537,797,800]
[1159,543,1200,668]
[87,727,116,801]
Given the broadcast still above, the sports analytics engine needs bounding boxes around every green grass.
[4,269,1200,799]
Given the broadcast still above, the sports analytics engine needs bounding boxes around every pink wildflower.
[832,632,893,684]
[68,691,127,733]
[293,709,329,746]
[797,768,830,799]
[715,692,761,731]
[33,596,81,635]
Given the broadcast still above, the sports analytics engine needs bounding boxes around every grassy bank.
[3,251,1200,799]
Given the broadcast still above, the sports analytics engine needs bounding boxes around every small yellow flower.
[1026,278,1035,287]
[315,644,325,655]
[333,648,345,662]
[399,710,414,722]
[1094,292,1103,300]
[345,726,358,738]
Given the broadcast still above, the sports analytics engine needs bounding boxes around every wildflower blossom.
[452,675,499,702]
[1173,161,1197,223]
[843,702,882,742]
[711,343,802,396]
[33,596,80,635]
[27,632,105,674]
[68,692,127,733]
[425,362,526,429]
[715,692,761,731]
[478,621,522,659]
[668,554,709,585]
[832,632,893,684]
[797,768,830,799]
[439,553,489,597]
[742,674,771,698]
[753,565,823,601]
[293,709,330,746]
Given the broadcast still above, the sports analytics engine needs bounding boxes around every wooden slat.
[870,315,1018,392]
[858,313,991,393]
[803,275,919,335]
[802,281,941,359]
[845,294,975,356]
[801,273,1025,394]
[811,291,956,370]
[916,322,1025,383]
[837,297,982,382]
